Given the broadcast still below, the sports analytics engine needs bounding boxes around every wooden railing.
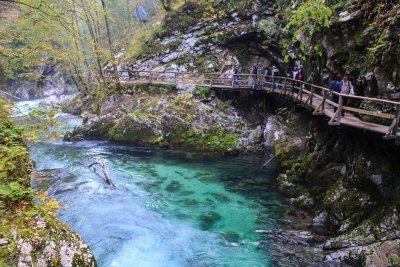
[111,69,400,139]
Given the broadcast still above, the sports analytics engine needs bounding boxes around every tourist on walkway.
[292,65,300,91]
[264,66,271,88]
[271,66,280,90]
[340,74,354,116]
[234,66,241,85]
[297,68,304,82]
[330,75,342,114]
[292,66,299,80]
[252,65,259,89]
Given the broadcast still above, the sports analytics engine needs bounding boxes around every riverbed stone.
[199,211,222,230]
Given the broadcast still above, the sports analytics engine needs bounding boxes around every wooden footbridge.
[111,69,400,139]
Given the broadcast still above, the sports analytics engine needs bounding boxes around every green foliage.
[0,182,32,202]
[332,0,346,11]
[198,0,227,21]
[0,98,61,207]
[217,100,232,112]
[284,0,333,58]
[193,86,211,98]
[258,19,278,47]
[276,107,293,119]
[182,128,238,153]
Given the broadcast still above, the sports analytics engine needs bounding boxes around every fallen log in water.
[88,161,116,189]
[261,156,275,169]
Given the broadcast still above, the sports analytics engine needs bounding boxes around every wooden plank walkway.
[110,69,400,140]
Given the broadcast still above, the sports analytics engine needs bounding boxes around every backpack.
[341,81,352,95]
[298,72,303,81]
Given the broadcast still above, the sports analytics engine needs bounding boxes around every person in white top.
[341,74,354,116]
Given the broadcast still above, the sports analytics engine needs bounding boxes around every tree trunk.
[127,0,131,27]
[100,0,114,56]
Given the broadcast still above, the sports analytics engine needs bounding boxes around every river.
[16,99,320,267]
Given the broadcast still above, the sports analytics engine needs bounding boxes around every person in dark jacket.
[234,66,241,85]
[252,65,259,88]
[330,75,342,113]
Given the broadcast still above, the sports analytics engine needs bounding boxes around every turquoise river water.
[16,99,316,267]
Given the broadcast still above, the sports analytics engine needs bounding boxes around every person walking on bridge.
[271,66,280,90]
[330,75,342,114]
[340,74,354,116]
[234,66,241,86]
[292,65,299,91]
[252,65,259,89]
[264,66,271,88]
[297,68,304,82]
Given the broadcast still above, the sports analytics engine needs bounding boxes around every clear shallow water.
[31,141,285,267]
[17,100,292,267]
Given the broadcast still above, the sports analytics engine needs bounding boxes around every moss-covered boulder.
[0,211,97,267]
[65,86,263,154]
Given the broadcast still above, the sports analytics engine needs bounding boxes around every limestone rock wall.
[275,114,400,266]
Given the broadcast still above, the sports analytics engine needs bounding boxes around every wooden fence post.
[299,83,303,101]
[282,78,287,95]
[310,85,314,107]
[386,104,400,138]
[338,95,343,122]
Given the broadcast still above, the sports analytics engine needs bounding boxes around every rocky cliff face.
[122,0,399,102]
[2,59,76,101]
[275,114,400,266]
[318,2,400,100]
[121,0,279,75]
[64,85,268,154]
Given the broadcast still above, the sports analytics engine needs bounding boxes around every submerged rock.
[199,211,222,230]
[165,181,182,192]
[222,231,240,243]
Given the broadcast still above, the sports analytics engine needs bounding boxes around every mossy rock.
[0,210,97,267]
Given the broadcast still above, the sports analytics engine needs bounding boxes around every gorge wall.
[62,0,400,265]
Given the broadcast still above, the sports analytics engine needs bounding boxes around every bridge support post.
[385,104,400,139]
[329,94,343,125]
[282,78,287,95]
[310,86,314,107]
[313,90,326,115]
[296,83,303,101]
[264,92,266,117]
